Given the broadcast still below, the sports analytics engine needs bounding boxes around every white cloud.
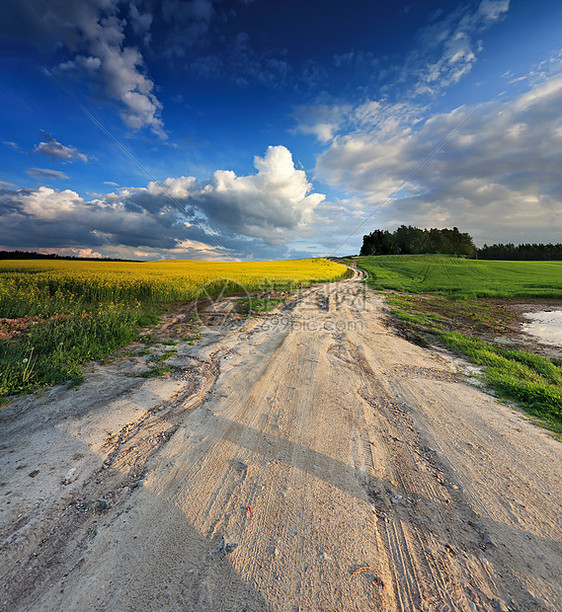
[293,104,353,144]
[315,69,562,246]
[478,0,510,21]
[296,122,340,144]
[45,247,104,259]
[1,146,324,257]
[144,145,325,245]
[34,131,87,162]
[294,2,510,145]
[3,141,20,150]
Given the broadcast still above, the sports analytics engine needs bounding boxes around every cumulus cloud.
[27,168,69,180]
[0,184,193,253]
[294,99,424,148]
[293,104,353,144]
[34,131,87,162]
[315,71,562,245]
[141,145,325,245]
[1,146,324,258]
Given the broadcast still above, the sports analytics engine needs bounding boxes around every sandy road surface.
[1,270,561,611]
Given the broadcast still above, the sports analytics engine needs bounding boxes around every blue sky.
[1,0,561,260]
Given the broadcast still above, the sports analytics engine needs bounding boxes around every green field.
[355,255,562,434]
[356,255,562,298]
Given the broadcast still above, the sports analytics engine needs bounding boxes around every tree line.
[477,243,562,260]
[360,226,476,257]
[0,250,137,262]
[360,226,562,260]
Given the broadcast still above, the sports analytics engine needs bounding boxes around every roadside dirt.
[1,269,560,611]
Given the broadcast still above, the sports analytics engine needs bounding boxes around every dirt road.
[1,270,561,611]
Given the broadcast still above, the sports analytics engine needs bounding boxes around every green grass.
[140,364,174,378]
[0,259,345,401]
[440,333,562,432]
[357,255,562,298]
[0,309,155,398]
[389,296,562,432]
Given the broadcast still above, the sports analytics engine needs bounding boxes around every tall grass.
[1,310,158,397]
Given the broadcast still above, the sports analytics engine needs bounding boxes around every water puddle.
[521,309,562,346]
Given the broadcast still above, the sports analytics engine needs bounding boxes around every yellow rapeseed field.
[0,258,346,317]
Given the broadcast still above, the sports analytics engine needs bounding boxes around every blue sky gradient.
[1,0,561,260]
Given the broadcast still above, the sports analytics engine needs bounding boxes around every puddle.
[521,309,562,346]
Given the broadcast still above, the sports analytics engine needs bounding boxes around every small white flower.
[23,358,28,363]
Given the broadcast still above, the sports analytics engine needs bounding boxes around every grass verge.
[0,309,159,398]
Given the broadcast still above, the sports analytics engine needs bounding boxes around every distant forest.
[0,250,137,262]
[360,226,476,257]
[360,226,562,260]
[477,243,562,260]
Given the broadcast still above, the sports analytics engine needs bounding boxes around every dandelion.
[22,347,35,384]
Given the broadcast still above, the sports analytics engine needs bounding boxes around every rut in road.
[0,272,560,611]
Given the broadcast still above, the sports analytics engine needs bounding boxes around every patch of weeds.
[140,364,173,378]
[390,310,428,325]
[386,294,515,336]
[237,295,288,315]
[440,332,562,433]
[184,331,202,345]
[140,333,154,345]
[137,312,160,327]
[182,321,202,344]
[66,375,85,389]
[0,309,144,399]
[161,340,178,346]
[149,349,177,363]
[133,348,152,357]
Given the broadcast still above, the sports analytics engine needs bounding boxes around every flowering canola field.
[0,258,346,318]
